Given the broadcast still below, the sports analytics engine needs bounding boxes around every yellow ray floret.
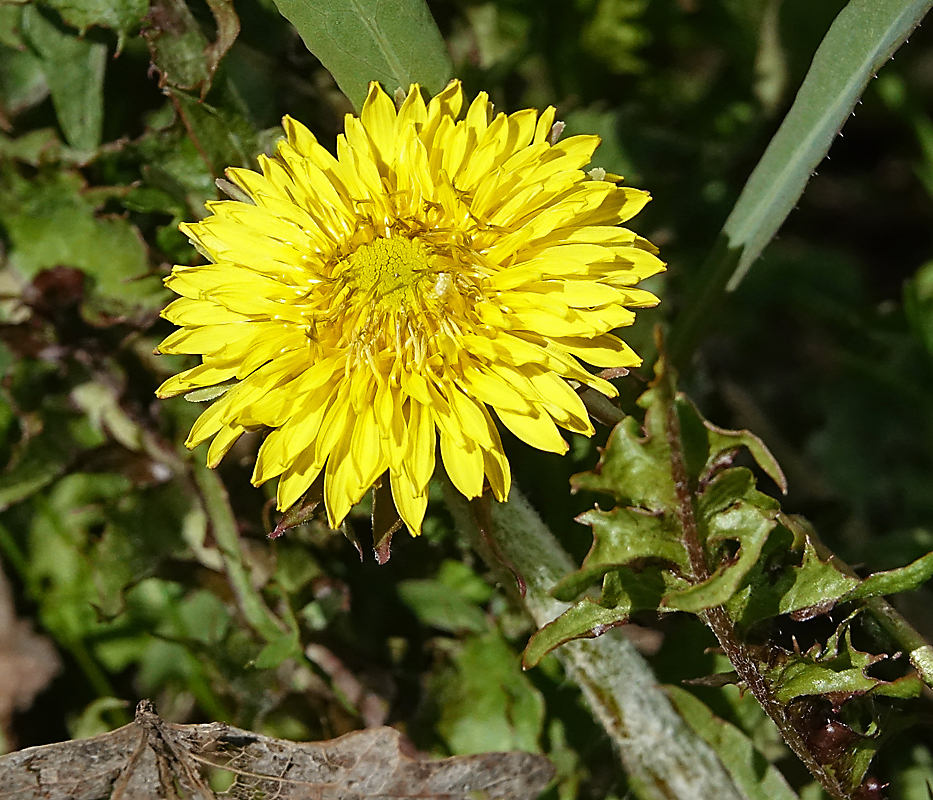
[156,80,664,537]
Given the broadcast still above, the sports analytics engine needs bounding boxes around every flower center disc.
[345,236,433,311]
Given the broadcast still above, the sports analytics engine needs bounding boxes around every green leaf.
[729,526,860,630]
[398,578,489,634]
[20,5,106,154]
[0,170,163,310]
[844,551,933,601]
[666,686,800,800]
[668,0,933,364]
[435,630,545,754]
[664,497,776,614]
[0,422,73,512]
[523,599,632,670]
[268,0,453,111]
[767,624,923,705]
[44,0,148,43]
[68,697,130,740]
[723,0,933,291]
[143,0,239,97]
[253,631,302,669]
[131,110,218,217]
[704,420,787,493]
[904,260,933,360]
[144,0,210,91]
[0,45,49,119]
[551,506,688,602]
[571,414,676,511]
[0,128,62,166]
[169,88,259,176]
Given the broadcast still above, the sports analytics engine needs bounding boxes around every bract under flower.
[157,80,664,536]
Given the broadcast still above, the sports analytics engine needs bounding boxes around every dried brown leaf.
[0,700,554,799]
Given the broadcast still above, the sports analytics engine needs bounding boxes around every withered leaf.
[0,701,554,799]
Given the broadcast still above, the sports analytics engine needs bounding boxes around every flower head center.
[343,236,434,311]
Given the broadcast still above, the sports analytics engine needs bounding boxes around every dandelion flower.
[156,80,664,536]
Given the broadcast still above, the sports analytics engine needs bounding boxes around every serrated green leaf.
[768,625,922,704]
[269,0,453,111]
[551,507,687,602]
[730,531,860,630]
[436,630,544,754]
[845,550,933,601]
[664,498,776,614]
[666,685,800,800]
[20,5,105,154]
[523,600,632,669]
[673,393,712,481]
[571,415,675,511]
[527,563,691,668]
[44,0,148,41]
[698,467,778,519]
[705,420,787,493]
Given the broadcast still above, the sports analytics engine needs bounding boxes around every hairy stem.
[445,482,753,800]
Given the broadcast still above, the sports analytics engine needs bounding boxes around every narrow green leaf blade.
[268,0,453,110]
[666,686,800,800]
[724,0,932,290]
[669,0,933,365]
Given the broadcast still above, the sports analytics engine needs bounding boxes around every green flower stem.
[192,462,287,645]
[445,482,752,800]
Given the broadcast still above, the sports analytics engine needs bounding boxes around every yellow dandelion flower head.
[156,80,664,537]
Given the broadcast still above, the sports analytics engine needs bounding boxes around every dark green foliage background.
[1,0,932,797]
